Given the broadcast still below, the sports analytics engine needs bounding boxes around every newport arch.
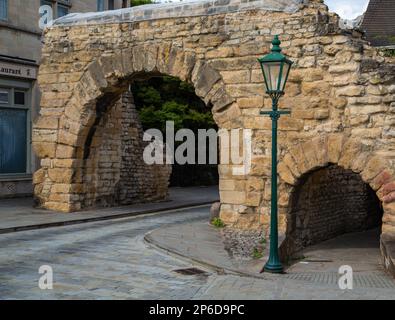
[32,0,395,275]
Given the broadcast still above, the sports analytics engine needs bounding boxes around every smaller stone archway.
[286,164,383,254]
[277,134,395,270]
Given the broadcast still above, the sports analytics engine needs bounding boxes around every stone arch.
[58,47,236,155]
[277,133,395,259]
[33,45,237,212]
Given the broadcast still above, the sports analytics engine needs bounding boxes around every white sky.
[324,0,370,19]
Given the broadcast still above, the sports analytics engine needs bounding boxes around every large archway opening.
[80,72,219,210]
[284,164,384,265]
[131,75,219,188]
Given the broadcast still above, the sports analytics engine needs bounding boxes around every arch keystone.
[311,135,329,167]
[338,138,362,170]
[327,133,346,163]
[301,140,319,172]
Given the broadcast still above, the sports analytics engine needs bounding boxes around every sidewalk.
[145,221,267,277]
[145,221,395,290]
[0,186,219,234]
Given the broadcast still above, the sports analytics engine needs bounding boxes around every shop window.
[0,0,7,20]
[0,85,30,175]
[0,108,27,174]
[108,0,114,10]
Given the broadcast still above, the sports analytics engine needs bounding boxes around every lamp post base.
[263,262,284,274]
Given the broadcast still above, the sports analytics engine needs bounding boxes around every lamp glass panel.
[279,62,291,92]
[262,62,281,92]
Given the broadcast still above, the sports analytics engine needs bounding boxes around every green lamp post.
[258,35,293,273]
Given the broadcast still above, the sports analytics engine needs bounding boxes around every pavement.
[146,220,395,291]
[0,186,219,234]
[1,204,394,300]
[1,185,394,299]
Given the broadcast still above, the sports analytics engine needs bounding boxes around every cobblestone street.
[0,205,394,300]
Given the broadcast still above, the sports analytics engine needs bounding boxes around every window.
[40,0,71,19]
[0,109,27,174]
[40,0,52,6]
[14,91,25,105]
[57,4,69,17]
[108,0,114,10]
[0,0,8,20]
[0,83,30,175]
[97,0,105,11]
[0,90,9,104]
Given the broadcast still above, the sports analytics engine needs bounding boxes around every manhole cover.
[173,267,208,275]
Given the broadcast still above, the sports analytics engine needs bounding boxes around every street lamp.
[258,35,293,274]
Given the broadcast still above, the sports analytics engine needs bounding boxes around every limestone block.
[221,70,250,84]
[338,138,362,170]
[282,153,301,177]
[371,170,394,191]
[361,156,388,183]
[245,192,261,206]
[278,162,296,185]
[192,61,221,98]
[327,133,345,163]
[237,96,264,109]
[33,142,57,159]
[220,191,246,205]
[48,168,74,184]
[336,85,365,97]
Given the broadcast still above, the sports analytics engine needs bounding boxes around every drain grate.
[283,272,395,289]
[173,267,208,275]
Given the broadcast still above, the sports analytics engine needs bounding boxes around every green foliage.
[130,0,155,7]
[382,48,395,57]
[131,76,218,187]
[211,217,225,228]
[132,76,215,133]
[252,247,264,259]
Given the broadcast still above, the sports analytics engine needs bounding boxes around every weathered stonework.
[33,0,395,274]
[34,91,171,211]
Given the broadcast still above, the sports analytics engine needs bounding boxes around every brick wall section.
[287,165,382,253]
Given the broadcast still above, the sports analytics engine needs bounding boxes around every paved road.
[0,206,394,300]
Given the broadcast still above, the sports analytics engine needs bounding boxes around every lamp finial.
[271,35,282,53]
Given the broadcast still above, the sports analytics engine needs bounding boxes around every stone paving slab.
[0,186,218,234]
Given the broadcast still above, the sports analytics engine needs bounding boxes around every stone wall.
[285,164,382,254]
[32,0,395,255]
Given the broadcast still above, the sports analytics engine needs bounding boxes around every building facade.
[0,0,130,198]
